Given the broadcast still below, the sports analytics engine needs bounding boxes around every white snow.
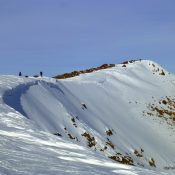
[0,60,175,174]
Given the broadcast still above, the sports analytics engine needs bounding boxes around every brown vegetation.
[121,59,141,65]
[54,64,115,79]
[106,138,115,149]
[81,132,96,148]
[106,129,114,136]
[149,158,156,167]
[134,148,144,158]
[147,97,175,125]
[159,70,165,76]
[148,63,166,76]
[109,154,134,165]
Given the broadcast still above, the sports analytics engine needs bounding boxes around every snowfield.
[0,60,175,174]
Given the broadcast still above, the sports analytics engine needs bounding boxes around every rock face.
[1,59,175,174]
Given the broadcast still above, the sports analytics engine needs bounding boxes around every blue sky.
[0,0,175,76]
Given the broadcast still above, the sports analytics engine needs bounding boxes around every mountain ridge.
[54,59,168,80]
[0,59,175,174]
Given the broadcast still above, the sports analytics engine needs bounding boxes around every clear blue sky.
[0,0,175,76]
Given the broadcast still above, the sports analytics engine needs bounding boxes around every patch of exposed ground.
[52,109,158,168]
[148,63,166,76]
[121,59,141,65]
[106,129,114,136]
[134,148,144,158]
[81,132,96,148]
[149,158,156,167]
[64,127,78,141]
[146,96,175,125]
[109,154,134,165]
[54,64,115,79]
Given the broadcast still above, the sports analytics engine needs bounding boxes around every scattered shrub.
[149,158,156,167]
[68,133,75,140]
[81,132,96,147]
[109,154,134,165]
[53,132,62,137]
[54,64,115,79]
[71,117,75,123]
[106,129,113,136]
[159,70,165,76]
[106,138,115,149]
[71,117,77,127]
[81,103,87,109]
[162,100,167,105]
[100,146,108,152]
[134,149,144,158]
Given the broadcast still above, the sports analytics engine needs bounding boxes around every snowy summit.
[0,60,175,175]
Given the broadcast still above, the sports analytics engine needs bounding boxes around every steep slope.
[1,60,175,174]
[1,105,158,175]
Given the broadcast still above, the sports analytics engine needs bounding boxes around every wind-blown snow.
[0,60,175,174]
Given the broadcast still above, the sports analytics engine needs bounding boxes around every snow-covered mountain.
[0,60,175,175]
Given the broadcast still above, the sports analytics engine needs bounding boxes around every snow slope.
[1,60,175,174]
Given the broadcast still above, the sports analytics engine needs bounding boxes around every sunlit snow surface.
[0,112,167,175]
[0,60,174,174]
